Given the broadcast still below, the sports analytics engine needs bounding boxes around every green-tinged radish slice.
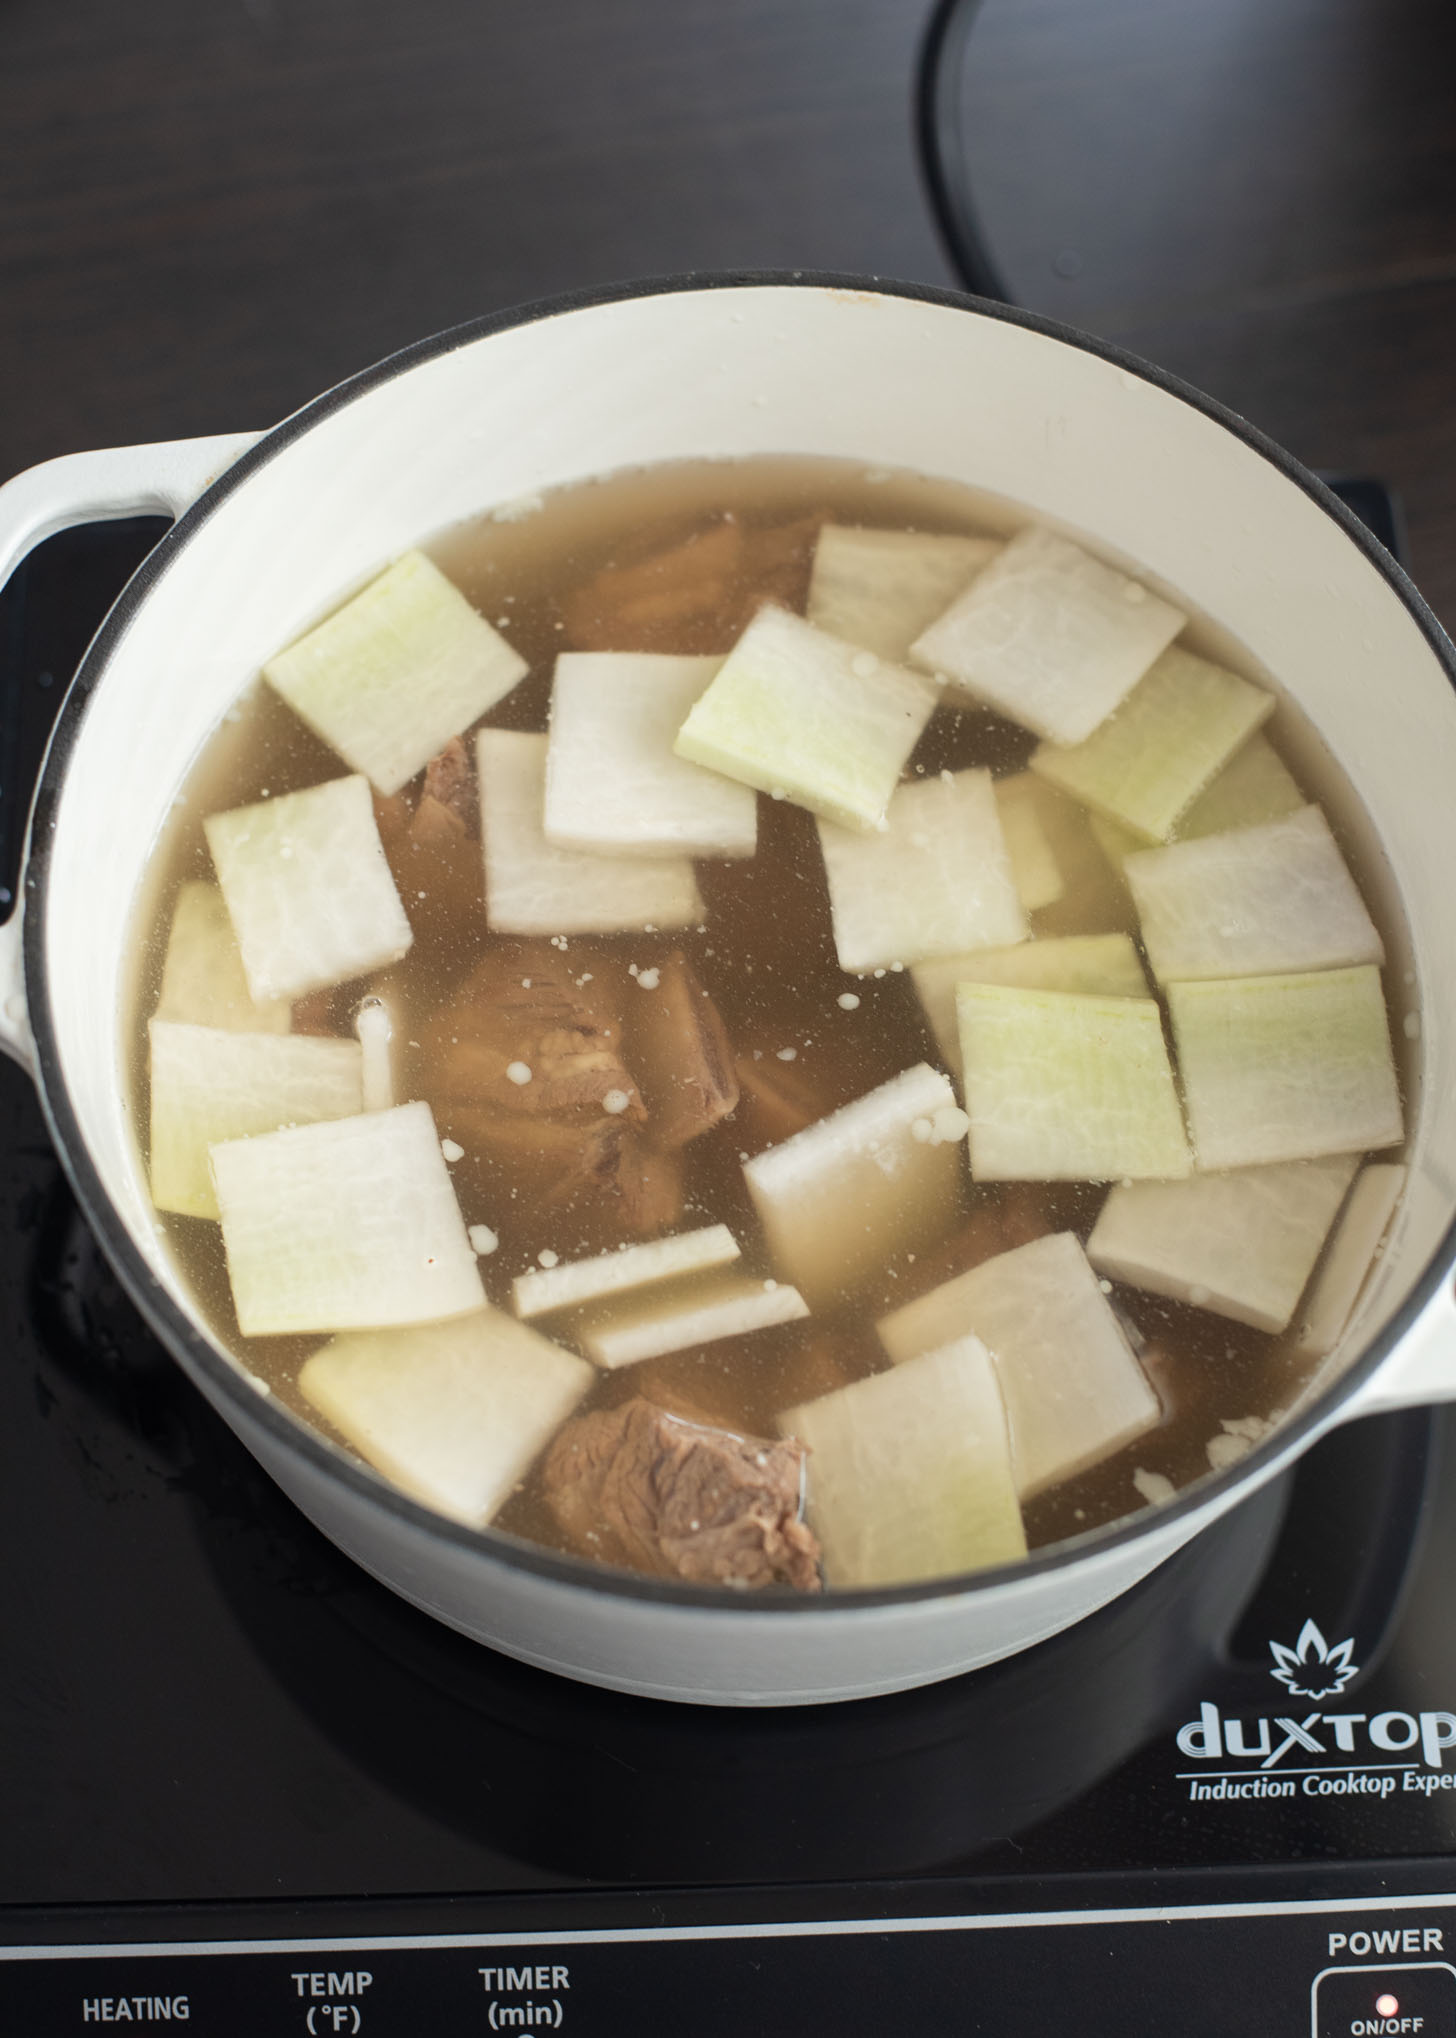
[1084,733,1305,874]
[544,652,756,859]
[1174,729,1304,838]
[1086,1157,1358,1334]
[908,527,1186,744]
[1294,1163,1407,1356]
[777,1335,1025,1588]
[479,730,704,934]
[576,1272,809,1370]
[205,774,413,1004]
[1029,644,1275,843]
[263,549,529,797]
[513,1223,741,1318]
[742,1062,964,1308]
[806,526,1000,661]
[877,1231,1159,1497]
[673,605,940,833]
[993,774,1064,911]
[155,880,292,1033]
[212,1100,485,1335]
[299,1310,593,1527]
[148,1020,363,1220]
[912,932,1147,1076]
[1167,966,1403,1170]
[956,983,1190,1181]
[816,768,1026,974]
[1126,805,1384,983]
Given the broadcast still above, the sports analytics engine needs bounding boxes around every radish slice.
[1030,644,1274,843]
[742,1063,963,1307]
[912,932,1148,1076]
[1086,730,1305,872]
[299,1310,593,1526]
[806,526,999,661]
[543,652,756,859]
[1168,966,1403,1170]
[479,729,704,934]
[993,774,1064,911]
[211,1100,485,1335]
[957,983,1190,1181]
[909,527,1186,744]
[817,768,1026,974]
[155,880,292,1033]
[1087,1156,1359,1333]
[148,1020,363,1220]
[576,1273,809,1369]
[1126,805,1384,983]
[1294,1162,1407,1356]
[778,1335,1025,1587]
[263,549,528,796]
[205,774,413,1003]
[512,1223,741,1319]
[673,605,940,833]
[877,1231,1159,1497]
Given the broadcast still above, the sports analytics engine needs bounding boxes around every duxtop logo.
[1174,1613,1456,1804]
[1268,1618,1359,1702]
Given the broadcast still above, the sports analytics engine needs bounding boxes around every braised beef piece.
[627,951,738,1150]
[372,755,482,945]
[542,1397,821,1591]
[421,733,477,827]
[562,515,822,655]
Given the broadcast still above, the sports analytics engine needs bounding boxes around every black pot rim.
[21,268,1456,1626]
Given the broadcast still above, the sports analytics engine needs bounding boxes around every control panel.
[4,1892,1456,2034]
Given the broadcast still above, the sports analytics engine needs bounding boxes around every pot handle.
[1330,1267,1456,1422]
[0,432,262,1073]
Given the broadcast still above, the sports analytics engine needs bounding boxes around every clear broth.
[129,455,1414,1575]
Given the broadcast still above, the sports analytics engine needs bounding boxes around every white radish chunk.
[816,768,1026,974]
[992,770,1134,939]
[1294,1163,1407,1355]
[806,525,999,661]
[778,1336,1025,1588]
[155,880,292,1032]
[1029,644,1275,843]
[742,1063,964,1308]
[957,983,1190,1181]
[575,1273,809,1370]
[148,1020,363,1220]
[478,729,704,934]
[1126,805,1383,983]
[993,774,1064,911]
[512,1223,741,1319]
[909,527,1186,744]
[212,1100,485,1336]
[263,549,529,796]
[299,1310,593,1527]
[912,932,1148,1076]
[205,775,413,1004]
[1167,966,1403,1170]
[544,652,756,859]
[354,989,402,1111]
[673,605,940,833]
[1086,1157,1359,1334]
[877,1232,1159,1497]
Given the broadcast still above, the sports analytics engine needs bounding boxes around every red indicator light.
[1375,1994,1399,2017]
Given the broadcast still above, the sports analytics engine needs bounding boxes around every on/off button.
[1314,1963,1456,2036]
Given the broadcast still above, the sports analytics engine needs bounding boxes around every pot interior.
[33,279,1456,1510]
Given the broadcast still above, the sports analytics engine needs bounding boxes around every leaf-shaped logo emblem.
[1269,1618,1358,1700]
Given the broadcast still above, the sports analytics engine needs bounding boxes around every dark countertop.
[3,0,1454,623]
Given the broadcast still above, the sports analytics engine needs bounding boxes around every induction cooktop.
[2,502,1453,2036]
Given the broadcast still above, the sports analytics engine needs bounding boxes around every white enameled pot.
[3,276,1455,1707]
